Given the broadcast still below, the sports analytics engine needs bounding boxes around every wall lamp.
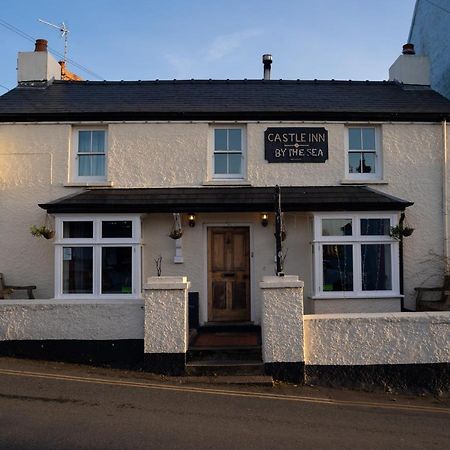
[261,213,269,227]
[188,213,196,227]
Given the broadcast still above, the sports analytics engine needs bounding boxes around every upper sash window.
[73,128,107,182]
[212,127,245,179]
[347,127,381,180]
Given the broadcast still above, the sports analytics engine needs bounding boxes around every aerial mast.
[38,18,69,62]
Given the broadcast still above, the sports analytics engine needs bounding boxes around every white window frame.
[210,125,246,180]
[313,212,399,298]
[71,127,108,182]
[345,126,382,180]
[54,214,141,299]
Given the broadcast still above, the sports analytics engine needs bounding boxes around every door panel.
[208,227,250,321]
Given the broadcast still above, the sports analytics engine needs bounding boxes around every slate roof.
[1,79,450,122]
[39,186,413,214]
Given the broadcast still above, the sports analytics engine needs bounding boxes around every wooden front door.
[208,227,250,322]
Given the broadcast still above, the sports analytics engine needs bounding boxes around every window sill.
[64,181,114,188]
[310,294,403,300]
[340,179,388,185]
[203,180,251,186]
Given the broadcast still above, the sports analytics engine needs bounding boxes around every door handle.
[223,272,235,277]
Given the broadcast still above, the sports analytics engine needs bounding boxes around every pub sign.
[264,127,328,163]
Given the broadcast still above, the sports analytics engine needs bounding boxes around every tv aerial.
[38,18,69,62]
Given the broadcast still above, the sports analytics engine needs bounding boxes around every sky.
[0,0,418,91]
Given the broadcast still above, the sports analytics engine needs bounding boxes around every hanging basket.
[30,214,54,240]
[389,224,414,240]
[169,229,183,240]
[30,225,54,240]
[169,213,183,240]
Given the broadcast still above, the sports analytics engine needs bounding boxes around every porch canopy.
[39,186,413,214]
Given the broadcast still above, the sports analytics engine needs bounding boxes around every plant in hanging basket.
[30,225,54,240]
[169,229,183,240]
[389,224,414,240]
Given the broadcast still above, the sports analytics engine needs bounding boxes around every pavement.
[0,357,449,449]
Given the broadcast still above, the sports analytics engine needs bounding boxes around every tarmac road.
[0,358,449,450]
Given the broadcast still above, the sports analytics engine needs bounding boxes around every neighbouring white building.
[1,40,450,320]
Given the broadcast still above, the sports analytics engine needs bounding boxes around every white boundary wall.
[304,311,450,365]
[0,299,144,341]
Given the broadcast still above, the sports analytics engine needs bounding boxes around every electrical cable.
[0,18,105,80]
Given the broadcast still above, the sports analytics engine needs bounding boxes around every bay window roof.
[39,186,413,214]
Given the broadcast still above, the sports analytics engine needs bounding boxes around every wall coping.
[144,276,190,290]
[260,275,304,289]
[0,298,144,306]
[304,311,450,321]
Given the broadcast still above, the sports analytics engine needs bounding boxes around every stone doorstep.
[186,360,266,377]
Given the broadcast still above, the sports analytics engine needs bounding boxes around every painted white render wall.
[1,121,449,313]
[0,299,143,340]
[143,276,189,354]
[1,300,449,370]
[304,311,450,365]
[312,298,401,314]
[260,276,305,363]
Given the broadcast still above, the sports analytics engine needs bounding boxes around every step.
[182,375,273,386]
[186,360,266,376]
[200,323,261,333]
[187,346,262,362]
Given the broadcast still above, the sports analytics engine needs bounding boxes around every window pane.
[78,154,91,176]
[362,128,376,150]
[102,221,132,238]
[361,152,376,174]
[348,152,361,174]
[360,219,390,236]
[348,128,362,150]
[63,247,93,294]
[322,245,353,291]
[214,153,227,174]
[322,219,352,236]
[79,155,105,177]
[92,131,105,152]
[228,153,242,174]
[228,129,242,151]
[214,129,227,150]
[63,221,93,238]
[91,155,105,176]
[361,244,392,290]
[78,131,91,152]
[102,247,132,294]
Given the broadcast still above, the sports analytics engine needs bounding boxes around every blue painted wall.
[409,0,450,99]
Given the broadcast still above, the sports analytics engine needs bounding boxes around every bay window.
[313,213,399,297]
[55,215,141,298]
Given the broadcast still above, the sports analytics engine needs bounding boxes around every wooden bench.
[0,273,36,299]
[415,275,450,311]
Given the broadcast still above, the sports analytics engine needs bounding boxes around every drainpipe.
[399,212,405,311]
[444,119,449,273]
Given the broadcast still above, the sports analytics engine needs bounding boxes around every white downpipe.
[443,120,449,272]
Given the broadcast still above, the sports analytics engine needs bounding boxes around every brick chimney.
[388,43,430,85]
[17,39,62,84]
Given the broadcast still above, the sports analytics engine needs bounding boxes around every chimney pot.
[262,54,272,80]
[402,43,415,55]
[35,39,48,52]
